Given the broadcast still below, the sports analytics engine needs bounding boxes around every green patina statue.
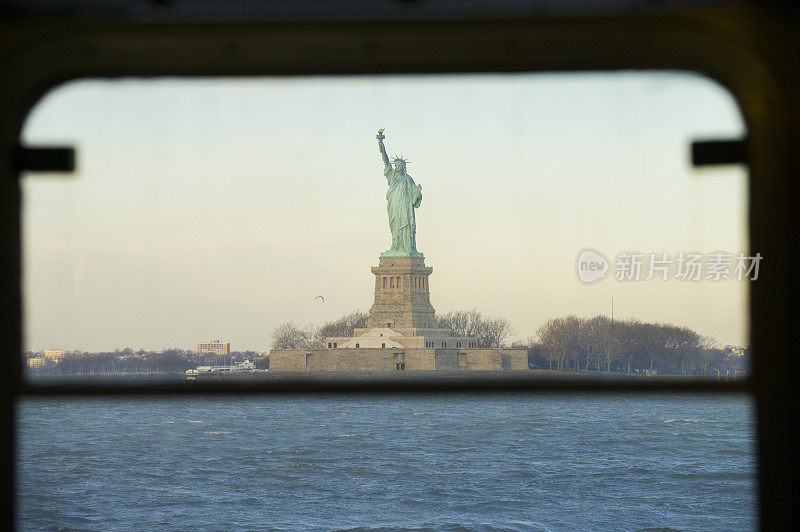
[377,129,423,257]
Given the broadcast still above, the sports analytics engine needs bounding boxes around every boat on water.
[185,359,264,379]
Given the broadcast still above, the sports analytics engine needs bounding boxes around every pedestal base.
[367,255,436,330]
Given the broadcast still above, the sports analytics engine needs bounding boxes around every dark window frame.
[2,4,798,530]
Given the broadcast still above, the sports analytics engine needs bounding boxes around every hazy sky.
[21,72,748,352]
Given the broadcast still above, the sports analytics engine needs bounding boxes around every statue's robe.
[384,165,422,253]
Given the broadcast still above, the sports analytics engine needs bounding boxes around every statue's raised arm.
[377,128,390,168]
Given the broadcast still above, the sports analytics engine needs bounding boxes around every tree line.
[24,348,267,375]
[435,309,513,348]
[270,310,748,376]
[270,310,370,349]
[270,309,512,349]
[532,315,748,375]
[27,313,746,376]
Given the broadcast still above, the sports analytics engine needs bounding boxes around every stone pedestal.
[367,255,436,329]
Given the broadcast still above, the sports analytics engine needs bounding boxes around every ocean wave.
[663,418,704,424]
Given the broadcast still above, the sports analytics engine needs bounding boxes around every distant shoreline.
[25,369,748,385]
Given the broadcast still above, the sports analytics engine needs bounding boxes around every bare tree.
[318,310,368,338]
[437,309,480,338]
[477,316,514,348]
[697,335,720,375]
[438,309,512,347]
[537,316,582,371]
[595,317,617,373]
[640,323,667,373]
[579,315,610,371]
[663,325,701,374]
[616,318,649,374]
[437,310,464,337]
[270,321,322,349]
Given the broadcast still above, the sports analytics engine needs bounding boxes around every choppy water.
[17,394,756,531]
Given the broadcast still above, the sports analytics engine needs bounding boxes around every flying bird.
[315,295,325,302]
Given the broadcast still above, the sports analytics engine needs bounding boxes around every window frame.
[2,5,797,530]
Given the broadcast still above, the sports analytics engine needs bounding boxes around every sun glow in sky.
[21,72,748,352]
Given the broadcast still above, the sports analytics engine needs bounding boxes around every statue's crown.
[392,155,408,164]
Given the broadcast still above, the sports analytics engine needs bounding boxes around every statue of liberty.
[377,129,423,257]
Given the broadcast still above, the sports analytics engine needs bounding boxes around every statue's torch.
[376,128,385,141]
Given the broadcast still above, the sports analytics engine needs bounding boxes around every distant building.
[44,350,66,362]
[27,357,46,369]
[196,340,230,356]
[727,346,748,357]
